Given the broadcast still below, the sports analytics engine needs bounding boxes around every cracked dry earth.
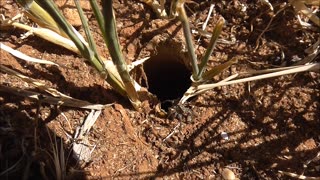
[0,0,319,179]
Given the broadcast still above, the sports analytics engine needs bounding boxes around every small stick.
[163,122,181,142]
[254,3,287,51]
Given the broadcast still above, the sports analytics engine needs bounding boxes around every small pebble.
[222,168,236,180]
[221,132,229,140]
[4,4,13,10]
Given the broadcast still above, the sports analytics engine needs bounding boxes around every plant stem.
[74,0,94,51]
[102,0,140,109]
[176,1,199,80]
[89,0,107,43]
[198,18,225,79]
[74,0,105,66]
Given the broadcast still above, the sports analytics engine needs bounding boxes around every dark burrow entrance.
[143,49,191,108]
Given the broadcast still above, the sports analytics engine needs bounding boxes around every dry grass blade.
[294,38,320,65]
[1,64,69,98]
[278,170,320,180]
[16,0,68,37]
[46,127,66,180]
[0,85,108,110]
[139,0,167,18]
[197,63,319,90]
[0,14,80,54]
[127,57,150,72]
[260,0,274,11]
[201,4,215,32]
[78,110,101,138]
[0,63,109,110]
[201,57,238,82]
[0,43,60,66]
[289,0,320,26]
[180,63,320,103]
[194,4,215,45]
[73,110,101,162]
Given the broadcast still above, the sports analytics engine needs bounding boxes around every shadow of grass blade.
[102,0,141,109]
[198,18,225,79]
[16,0,68,38]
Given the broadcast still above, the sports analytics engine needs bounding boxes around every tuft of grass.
[46,127,66,180]
[171,0,236,83]
[14,0,141,109]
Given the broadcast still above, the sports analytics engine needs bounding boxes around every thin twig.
[254,3,287,50]
[163,122,181,142]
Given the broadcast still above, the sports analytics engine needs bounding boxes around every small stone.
[3,4,13,10]
[194,138,202,147]
[221,168,236,180]
[221,132,229,140]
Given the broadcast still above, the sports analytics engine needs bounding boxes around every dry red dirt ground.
[0,0,319,179]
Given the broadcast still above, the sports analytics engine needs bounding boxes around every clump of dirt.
[0,0,319,179]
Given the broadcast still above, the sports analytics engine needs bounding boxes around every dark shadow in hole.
[144,47,191,110]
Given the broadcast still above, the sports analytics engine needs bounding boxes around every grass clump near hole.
[14,0,141,109]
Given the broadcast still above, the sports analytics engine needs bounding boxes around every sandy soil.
[0,0,319,179]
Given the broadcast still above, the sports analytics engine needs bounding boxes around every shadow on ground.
[0,91,88,180]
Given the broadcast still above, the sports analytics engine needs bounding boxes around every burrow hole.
[144,48,191,109]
